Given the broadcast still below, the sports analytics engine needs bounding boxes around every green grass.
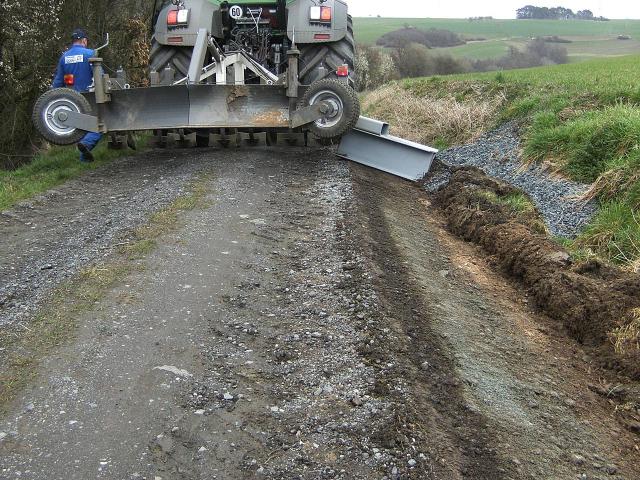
[501,192,537,214]
[478,189,537,214]
[435,36,640,62]
[355,17,640,45]
[524,105,640,182]
[576,202,640,265]
[0,136,148,211]
[441,40,514,60]
[354,17,640,62]
[381,54,640,267]
[408,55,640,106]
[564,37,640,58]
[478,190,536,214]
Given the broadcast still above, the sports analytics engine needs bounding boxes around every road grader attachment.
[32,0,436,181]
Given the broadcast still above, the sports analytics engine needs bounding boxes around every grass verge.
[477,190,536,214]
[363,54,640,268]
[0,135,149,211]
[0,175,210,413]
[361,83,505,149]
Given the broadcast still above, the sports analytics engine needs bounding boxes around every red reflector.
[64,74,75,86]
[167,10,179,25]
[167,36,184,44]
[320,6,332,21]
[314,34,331,40]
[337,64,349,77]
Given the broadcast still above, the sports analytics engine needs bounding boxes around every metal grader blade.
[337,117,438,181]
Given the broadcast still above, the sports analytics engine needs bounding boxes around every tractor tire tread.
[149,36,193,79]
[299,16,356,87]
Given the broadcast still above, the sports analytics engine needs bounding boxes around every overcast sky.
[347,1,639,20]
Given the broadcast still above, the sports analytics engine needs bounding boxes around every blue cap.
[71,29,88,41]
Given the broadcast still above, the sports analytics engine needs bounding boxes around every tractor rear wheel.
[149,36,194,82]
[299,15,355,87]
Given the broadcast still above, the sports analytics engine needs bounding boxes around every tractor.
[150,0,355,88]
[33,0,360,147]
[32,0,438,180]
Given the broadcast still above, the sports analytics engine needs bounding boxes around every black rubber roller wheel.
[32,88,93,145]
[299,79,360,140]
[299,15,356,88]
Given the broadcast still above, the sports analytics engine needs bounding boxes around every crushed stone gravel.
[425,122,598,238]
[0,152,208,328]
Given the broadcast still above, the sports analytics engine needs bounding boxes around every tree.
[577,10,594,19]
[517,5,602,20]
[516,5,537,19]
[0,0,64,166]
[0,0,152,167]
[355,46,397,91]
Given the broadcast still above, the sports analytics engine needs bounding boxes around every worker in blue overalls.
[52,29,102,163]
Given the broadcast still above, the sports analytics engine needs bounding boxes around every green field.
[435,54,640,98]
[355,17,640,61]
[372,55,640,267]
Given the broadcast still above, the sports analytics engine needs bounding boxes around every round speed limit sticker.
[229,5,244,19]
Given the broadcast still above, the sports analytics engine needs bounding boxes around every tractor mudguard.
[287,0,348,44]
[154,0,223,47]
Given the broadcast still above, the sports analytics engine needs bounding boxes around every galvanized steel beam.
[337,117,438,182]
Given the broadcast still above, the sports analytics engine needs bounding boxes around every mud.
[434,167,640,423]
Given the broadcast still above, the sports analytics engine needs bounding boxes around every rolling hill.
[354,17,640,61]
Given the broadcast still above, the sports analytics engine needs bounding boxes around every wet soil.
[1,151,639,479]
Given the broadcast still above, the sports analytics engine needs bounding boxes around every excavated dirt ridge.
[434,167,640,429]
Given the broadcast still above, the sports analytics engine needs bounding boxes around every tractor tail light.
[167,9,189,27]
[64,74,75,86]
[310,6,332,22]
[337,65,349,77]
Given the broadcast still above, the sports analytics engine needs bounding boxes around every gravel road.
[428,122,598,238]
[0,152,209,328]
[1,147,638,479]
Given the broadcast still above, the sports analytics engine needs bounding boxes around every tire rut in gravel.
[348,165,510,479]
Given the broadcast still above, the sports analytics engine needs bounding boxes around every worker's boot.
[77,143,94,163]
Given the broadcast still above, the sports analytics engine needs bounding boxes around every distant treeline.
[376,28,466,49]
[516,5,609,21]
